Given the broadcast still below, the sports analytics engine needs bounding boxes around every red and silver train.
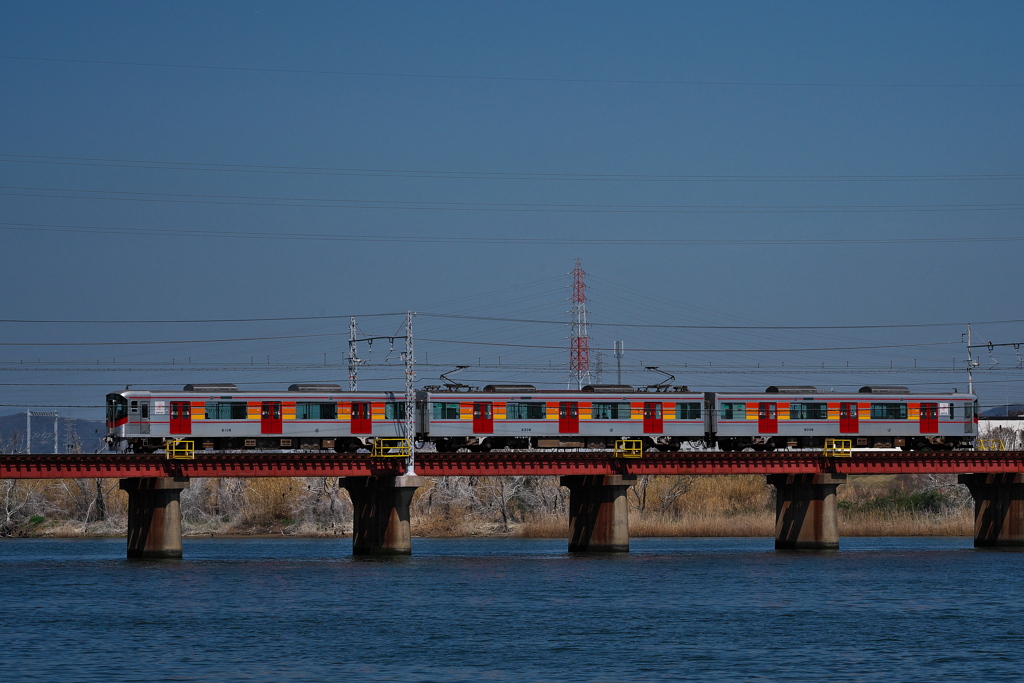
[105,382,978,453]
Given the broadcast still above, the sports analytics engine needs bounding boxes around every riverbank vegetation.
[1,472,973,539]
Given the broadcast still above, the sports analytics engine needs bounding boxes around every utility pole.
[348,316,358,391]
[614,341,624,384]
[404,310,416,475]
[965,323,977,394]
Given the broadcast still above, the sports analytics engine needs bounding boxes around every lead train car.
[712,385,978,451]
[106,383,409,453]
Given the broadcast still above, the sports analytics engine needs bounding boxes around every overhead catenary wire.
[4,185,1024,214]
[3,154,1024,182]
[2,221,1022,247]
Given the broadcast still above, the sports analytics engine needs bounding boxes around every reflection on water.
[1,537,1021,682]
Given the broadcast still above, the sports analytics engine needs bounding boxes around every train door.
[351,402,372,434]
[559,402,579,433]
[261,401,282,434]
[919,403,939,433]
[758,402,778,434]
[129,400,151,434]
[169,401,192,435]
[643,402,663,433]
[473,402,493,433]
[839,403,859,434]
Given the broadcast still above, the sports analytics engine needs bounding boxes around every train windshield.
[106,393,128,425]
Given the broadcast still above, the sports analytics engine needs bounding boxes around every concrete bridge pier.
[560,474,636,552]
[340,475,424,555]
[768,473,846,550]
[119,477,190,559]
[958,473,1024,548]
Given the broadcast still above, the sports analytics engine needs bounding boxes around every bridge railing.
[823,438,852,458]
[371,438,411,458]
[165,440,195,460]
[615,439,644,458]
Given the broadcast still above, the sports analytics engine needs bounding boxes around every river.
[1,537,1021,681]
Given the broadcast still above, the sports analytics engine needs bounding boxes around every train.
[105,381,979,453]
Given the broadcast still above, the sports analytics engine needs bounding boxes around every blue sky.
[1,1,1022,420]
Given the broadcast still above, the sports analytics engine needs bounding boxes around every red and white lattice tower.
[569,258,591,389]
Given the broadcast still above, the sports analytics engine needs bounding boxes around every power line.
[4,185,1023,214]
[3,154,1024,183]
[4,55,1023,89]
[416,337,962,353]
[3,221,1022,247]
[0,315,401,325]
[417,313,1024,330]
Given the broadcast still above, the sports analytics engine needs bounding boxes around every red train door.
[840,403,859,433]
[473,402,493,433]
[351,402,372,434]
[169,401,191,435]
[261,401,282,434]
[559,402,579,433]
[643,402,663,433]
[920,403,939,433]
[758,403,778,434]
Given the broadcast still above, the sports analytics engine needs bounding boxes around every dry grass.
[5,472,980,539]
[840,509,972,537]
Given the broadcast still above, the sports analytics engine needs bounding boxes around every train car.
[711,385,978,451]
[105,383,409,453]
[422,384,709,451]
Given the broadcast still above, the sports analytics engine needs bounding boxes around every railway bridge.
[3,450,1023,558]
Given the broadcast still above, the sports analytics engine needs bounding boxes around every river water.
[0,537,1021,682]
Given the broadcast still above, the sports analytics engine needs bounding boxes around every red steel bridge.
[3,449,1023,479]
[3,450,1022,558]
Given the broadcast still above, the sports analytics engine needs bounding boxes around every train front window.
[106,394,128,424]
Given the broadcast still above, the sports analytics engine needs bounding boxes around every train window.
[205,402,248,420]
[965,402,975,419]
[789,403,828,420]
[506,402,545,420]
[140,403,149,419]
[385,402,406,420]
[296,402,338,420]
[870,403,908,420]
[720,403,746,420]
[432,402,460,420]
[591,402,631,419]
[676,402,701,420]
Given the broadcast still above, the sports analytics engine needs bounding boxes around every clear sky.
[1,1,1022,421]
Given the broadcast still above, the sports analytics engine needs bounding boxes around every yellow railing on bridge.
[614,439,644,458]
[978,438,1006,451]
[823,438,852,458]
[165,440,195,460]
[371,437,411,458]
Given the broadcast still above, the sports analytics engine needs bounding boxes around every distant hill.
[0,412,107,454]
[981,404,1024,418]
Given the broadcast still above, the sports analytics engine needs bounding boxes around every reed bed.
[3,472,978,539]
